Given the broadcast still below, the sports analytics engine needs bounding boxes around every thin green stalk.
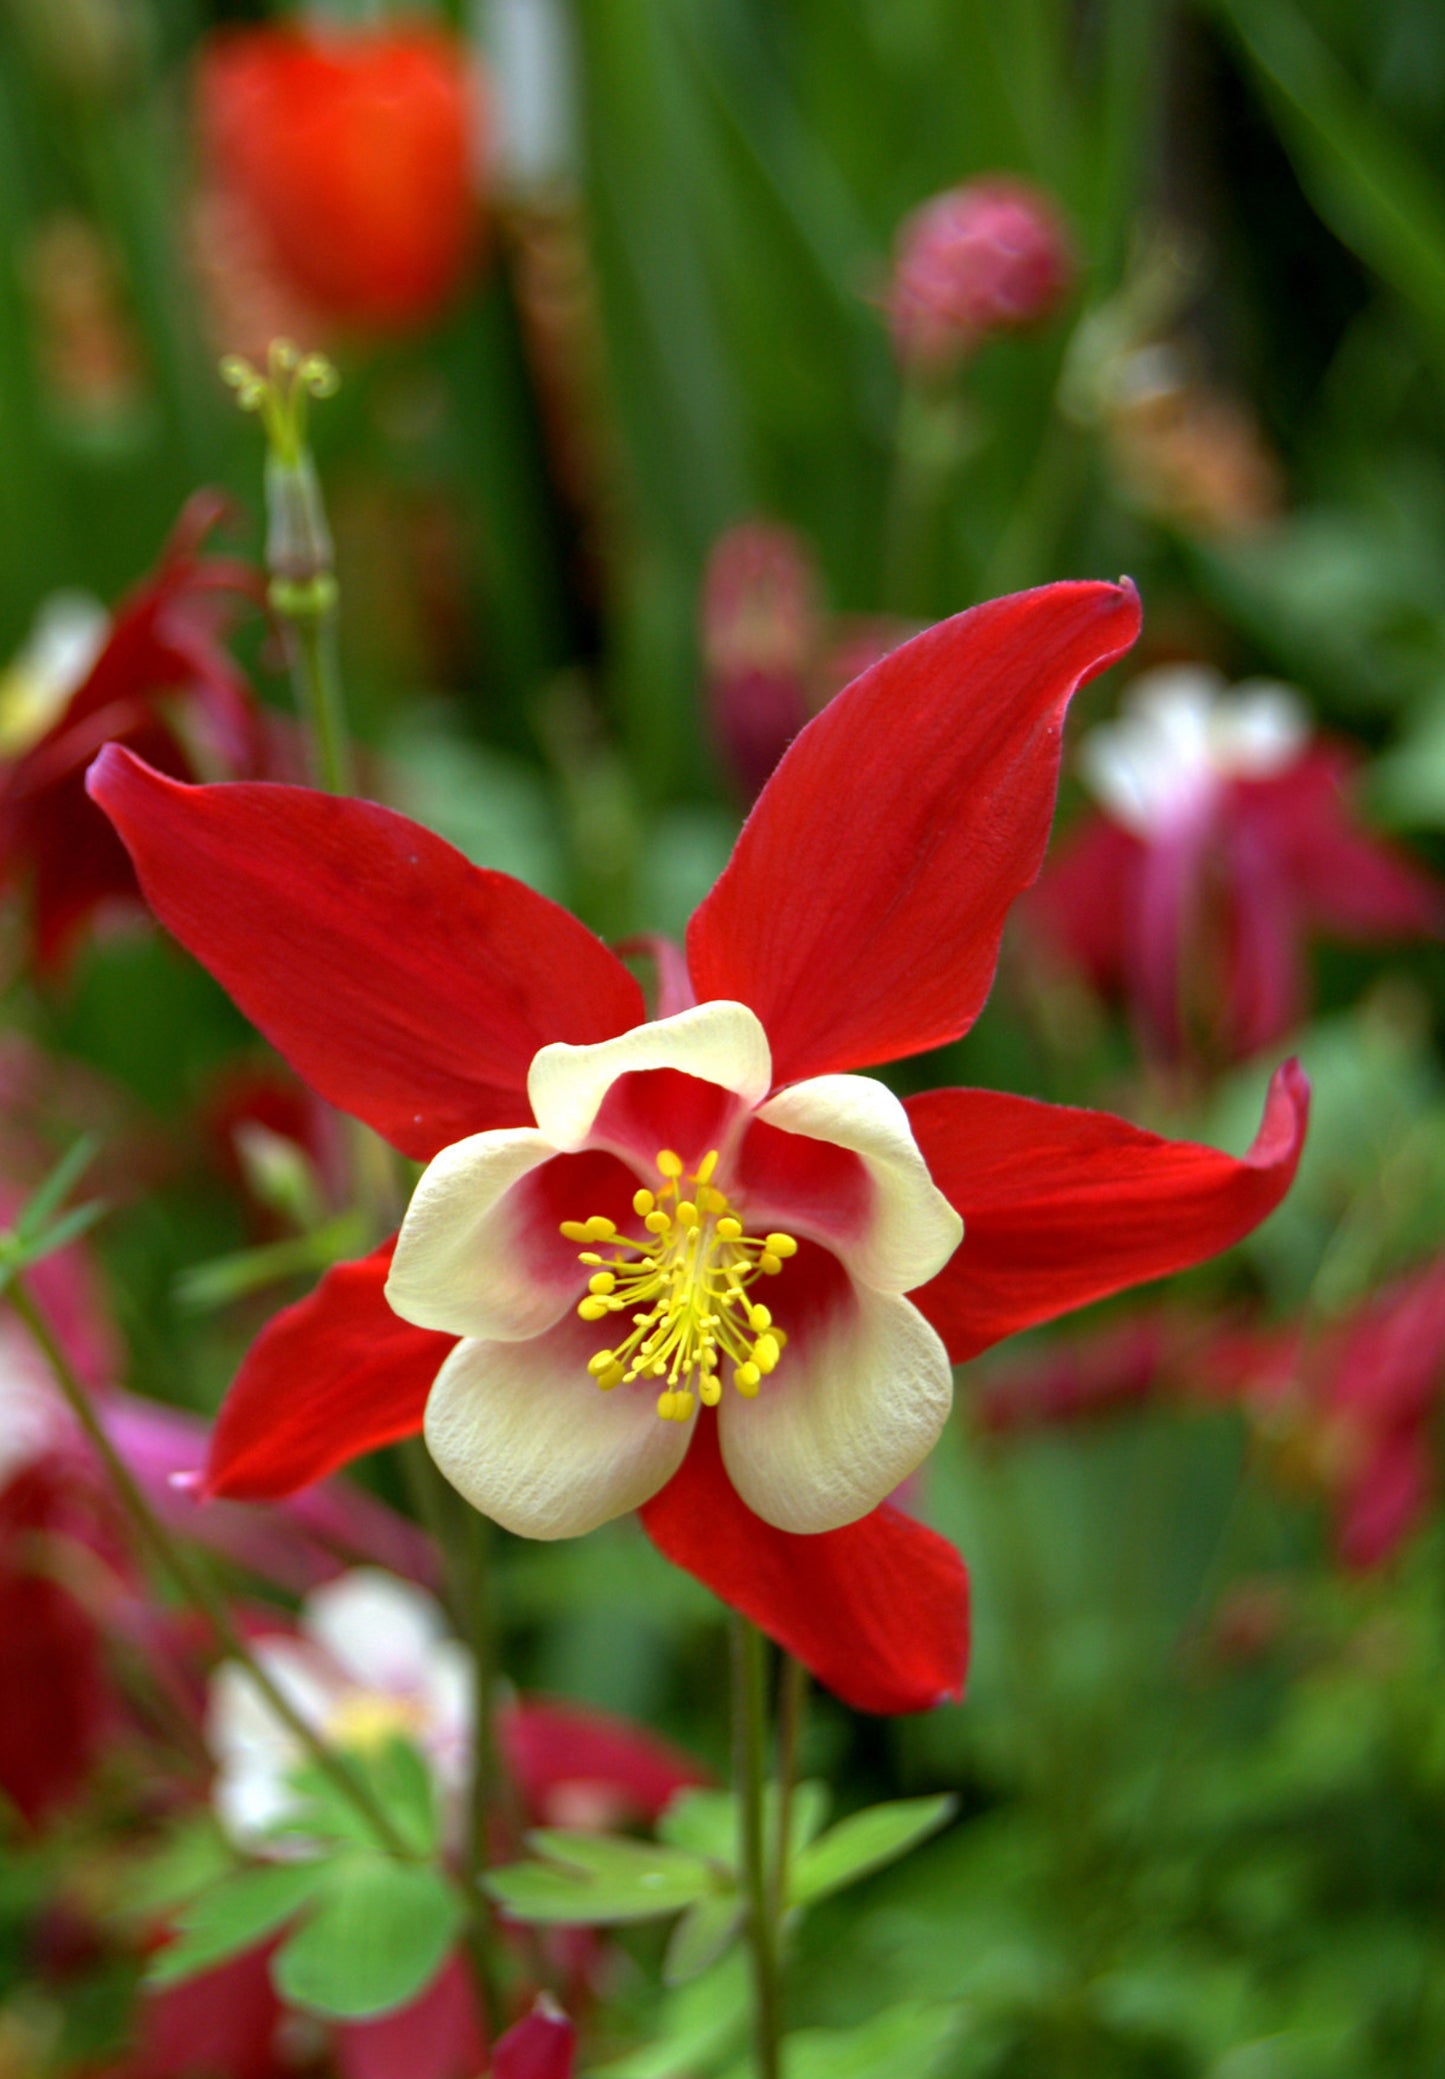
[286,606,356,797]
[8,1273,414,1867]
[731,1615,782,2079]
[769,1653,807,1935]
[881,371,975,617]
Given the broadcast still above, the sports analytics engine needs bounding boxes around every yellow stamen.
[559,1147,798,1422]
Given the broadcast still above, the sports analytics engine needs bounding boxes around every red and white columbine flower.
[1033,663,1444,1063]
[88,581,1311,1713]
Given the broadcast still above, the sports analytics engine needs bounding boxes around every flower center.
[560,1148,797,1424]
[324,1691,425,1754]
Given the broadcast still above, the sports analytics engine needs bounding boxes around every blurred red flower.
[1032,665,1444,1064]
[888,176,1074,369]
[198,26,483,336]
[89,582,1312,1715]
[0,494,266,974]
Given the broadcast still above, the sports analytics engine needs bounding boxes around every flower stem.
[770,1653,807,1934]
[731,1614,782,2079]
[7,1272,414,1868]
[284,597,356,797]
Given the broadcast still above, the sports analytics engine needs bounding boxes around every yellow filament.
[560,1148,797,1422]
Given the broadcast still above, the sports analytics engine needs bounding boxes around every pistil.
[560,1149,797,1422]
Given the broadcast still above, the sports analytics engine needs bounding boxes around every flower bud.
[197,25,486,335]
[702,523,820,801]
[888,177,1074,370]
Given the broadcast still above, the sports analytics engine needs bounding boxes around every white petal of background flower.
[528,999,772,1153]
[387,1126,563,1339]
[718,1286,953,1534]
[304,1568,447,1695]
[424,1322,692,1538]
[756,1073,962,1292]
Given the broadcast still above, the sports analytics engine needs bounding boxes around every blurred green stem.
[770,1653,807,1934]
[731,1615,782,2079]
[285,603,356,797]
[7,1271,417,1869]
[882,371,976,616]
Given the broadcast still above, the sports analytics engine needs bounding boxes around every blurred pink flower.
[1032,665,1444,1064]
[888,176,1074,369]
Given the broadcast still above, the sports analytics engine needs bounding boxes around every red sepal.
[906,1060,1309,1364]
[640,1419,969,1715]
[87,749,645,1159]
[687,580,1141,1087]
[493,1999,576,2079]
[205,1243,451,1500]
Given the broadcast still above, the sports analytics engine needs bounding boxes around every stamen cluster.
[560,1149,797,1423]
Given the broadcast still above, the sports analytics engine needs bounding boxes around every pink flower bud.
[701,521,820,800]
[888,177,1074,369]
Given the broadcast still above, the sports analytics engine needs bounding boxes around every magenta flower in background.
[887,176,1074,371]
[1032,664,1445,1065]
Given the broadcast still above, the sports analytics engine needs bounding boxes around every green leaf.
[487,1833,716,1925]
[125,1818,237,1926]
[788,1795,957,1907]
[663,1893,745,1987]
[275,1737,436,1858]
[271,1855,462,2021]
[147,1863,332,1989]
[17,1135,100,1237]
[656,1782,830,1872]
[721,2002,963,2079]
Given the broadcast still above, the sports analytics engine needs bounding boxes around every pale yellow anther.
[565,1150,795,1422]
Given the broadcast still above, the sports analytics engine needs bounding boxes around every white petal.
[424,1322,692,1539]
[718,1286,953,1533]
[528,1000,771,1154]
[1212,681,1309,778]
[304,1569,449,1695]
[387,1127,566,1339]
[755,1074,962,1292]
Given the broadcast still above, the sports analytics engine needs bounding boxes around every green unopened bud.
[222,340,338,588]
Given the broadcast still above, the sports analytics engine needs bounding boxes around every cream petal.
[528,1000,772,1154]
[386,1127,567,1340]
[423,1322,692,1540]
[755,1074,962,1292]
[304,1569,448,1694]
[718,1285,953,1534]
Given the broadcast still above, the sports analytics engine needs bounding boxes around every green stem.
[770,1654,807,1935]
[285,604,356,797]
[731,1615,782,2079]
[8,1273,414,1866]
[401,1438,506,2021]
[881,371,975,617]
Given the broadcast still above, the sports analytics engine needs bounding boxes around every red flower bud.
[198,27,484,335]
[888,177,1074,369]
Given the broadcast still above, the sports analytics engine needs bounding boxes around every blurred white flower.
[0,591,109,756]
[206,1567,473,1854]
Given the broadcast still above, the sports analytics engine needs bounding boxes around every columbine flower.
[0,494,266,973]
[197,26,483,337]
[1032,664,1444,1063]
[207,1569,471,1853]
[887,177,1074,370]
[89,581,1310,1712]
